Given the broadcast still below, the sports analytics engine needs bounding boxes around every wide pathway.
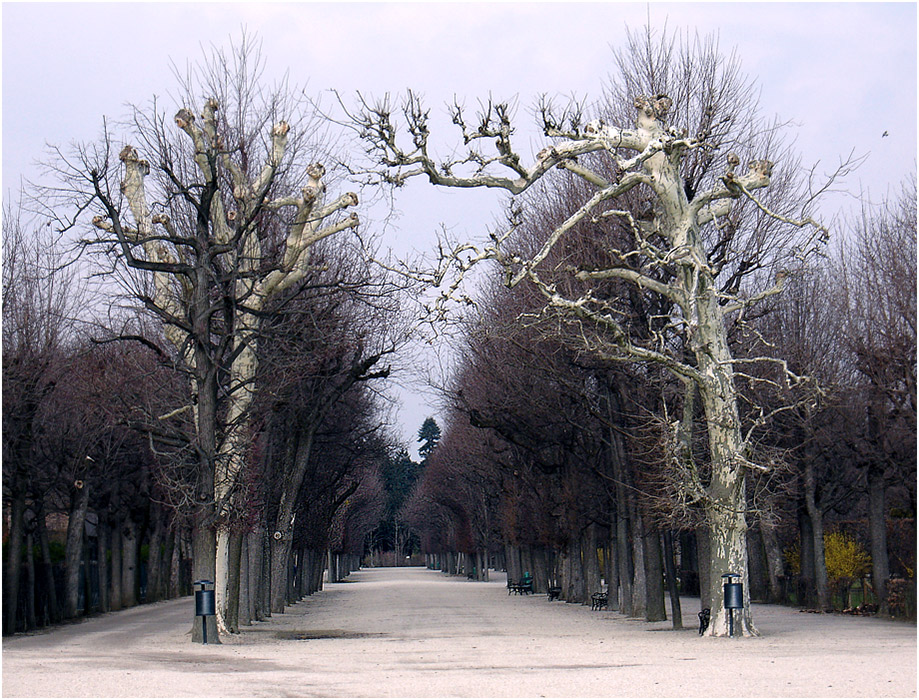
[2,567,915,697]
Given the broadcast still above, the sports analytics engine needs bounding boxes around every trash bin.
[722,573,743,637]
[194,580,215,644]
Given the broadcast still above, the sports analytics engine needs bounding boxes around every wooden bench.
[547,586,562,601]
[590,592,609,611]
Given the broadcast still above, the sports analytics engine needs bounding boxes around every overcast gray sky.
[3,2,916,456]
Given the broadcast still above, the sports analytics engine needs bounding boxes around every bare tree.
[2,200,86,634]
[344,28,844,635]
[840,176,917,612]
[42,39,359,641]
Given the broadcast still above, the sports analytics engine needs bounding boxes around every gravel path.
[2,566,915,697]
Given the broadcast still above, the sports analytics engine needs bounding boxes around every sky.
[3,2,916,457]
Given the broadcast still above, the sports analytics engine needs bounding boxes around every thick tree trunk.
[226,531,243,632]
[192,523,219,643]
[697,526,711,611]
[642,519,666,622]
[698,368,757,636]
[532,547,549,593]
[191,357,220,643]
[64,483,89,619]
[269,535,293,613]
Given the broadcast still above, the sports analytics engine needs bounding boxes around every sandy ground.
[2,567,915,698]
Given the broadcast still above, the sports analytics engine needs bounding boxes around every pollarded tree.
[347,29,841,635]
[44,40,360,641]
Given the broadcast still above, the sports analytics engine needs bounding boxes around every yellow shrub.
[824,531,871,583]
[783,531,871,581]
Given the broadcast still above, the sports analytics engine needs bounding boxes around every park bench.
[590,592,608,610]
[507,575,534,595]
[547,586,562,601]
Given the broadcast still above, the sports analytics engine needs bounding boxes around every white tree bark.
[94,98,359,637]
[352,92,827,635]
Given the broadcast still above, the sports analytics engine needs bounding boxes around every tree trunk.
[64,482,89,619]
[630,501,646,619]
[798,507,816,607]
[570,537,587,604]
[110,520,122,611]
[746,525,768,602]
[679,530,699,596]
[226,531,243,632]
[642,518,666,622]
[239,535,251,626]
[3,490,26,634]
[697,526,711,611]
[804,459,831,610]
[606,515,620,611]
[705,503,753,636]
[269,535,293,613]
[192,523,219,643]
[698,376,757,636]
[585,524,602,598]
[96,520,110,612]
[25,531,36,630]
[760,519,785,603]
[191,356,220,644]
[37,510,61,624]
[145,512,164,603]
[121,517,138,608]
[867,463,890,614]
[662,529,682,629]
[532,546,549,593]
[616,492,633,615]
[82,527,95,613]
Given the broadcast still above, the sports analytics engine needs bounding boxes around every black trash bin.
[194,580,215,644]
[722,573,743,637]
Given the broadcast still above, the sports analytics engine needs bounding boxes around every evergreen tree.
[417,417,441,463]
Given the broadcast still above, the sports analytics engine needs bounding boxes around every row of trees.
[3,41,415,640]
[378,29,915,634]
[3,27,914,642]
